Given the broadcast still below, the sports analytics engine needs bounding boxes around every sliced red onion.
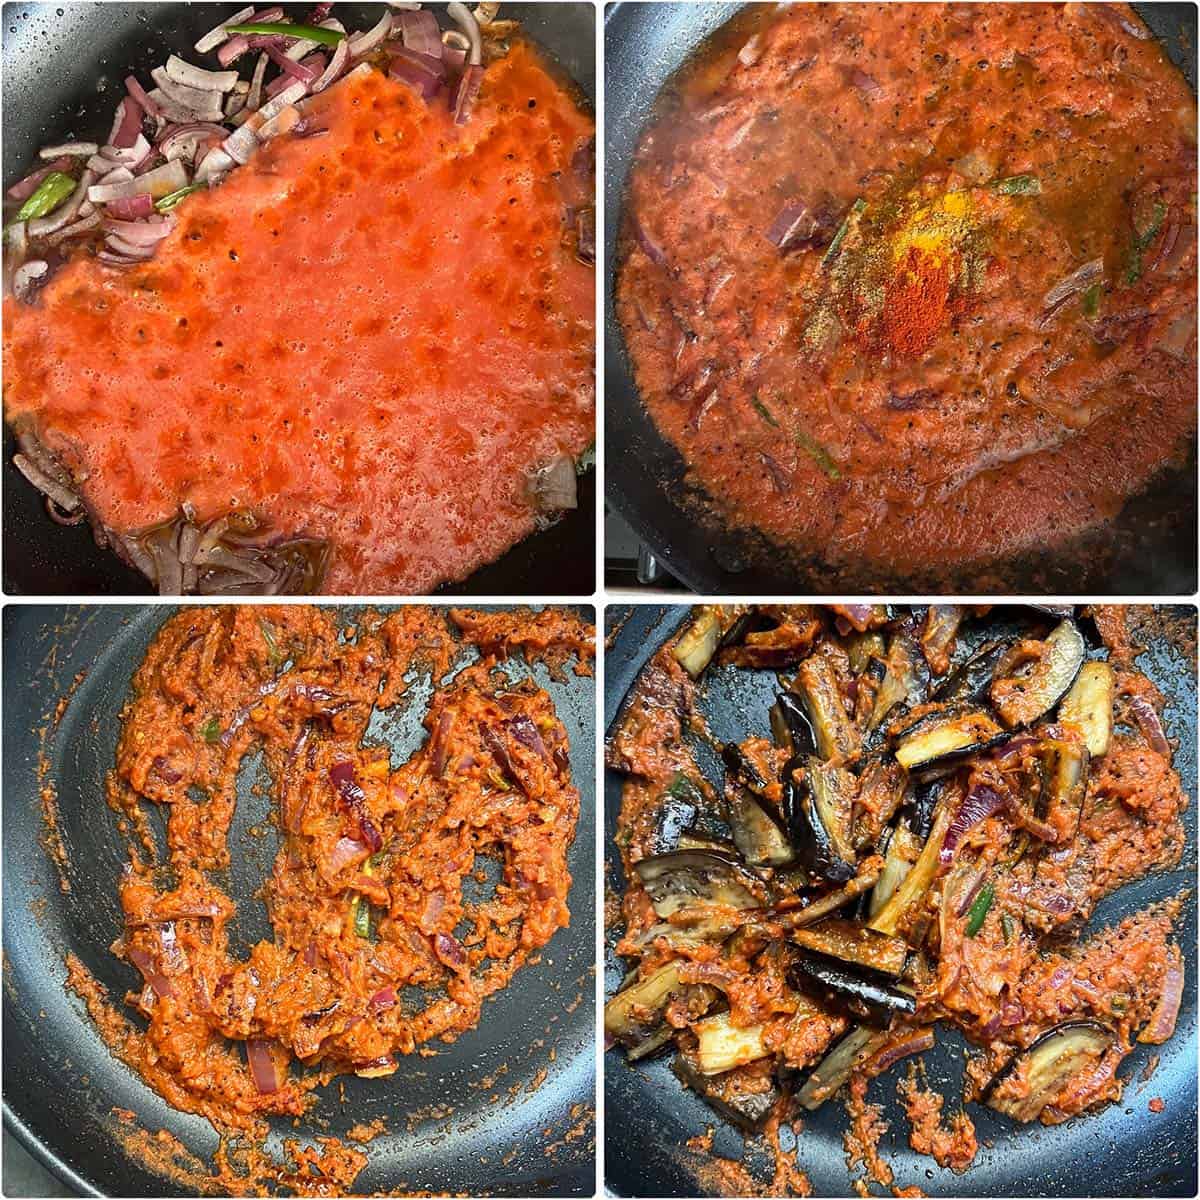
[108,98,144,149]
[158,122,228,162]
[452,63,484,125]
[246,1038,282,1093]
[147,87,216,125]
[765,202,815,251]
[125,74,163,118]
[217,33,252,67]
[105,193,155,220]
[952,867,987,917]
[850,67,882,95]
[370,986,397,1012]
[311,35,350,92]
[433,932,467,970]
[258,104,301,140]
[39,142,98,159]
[151,67,225,120]
[194,3,255,53]
[330,835,370,872]
[941,783,1007,865]
[88,159,188,204]
[1141,955,1183,1043]
[164,54,239,93]
[865,1027,935,1074]
[737,33,763,67]
[44,211,102,245]
[388,47,446,99]
[1129,695,1170,755]
[256,81,308,123]
[526,452,578,511]
[576,206,595,265]
[441,31,468,71]
[329,762,383,852]
[10,261,48,303]
[1039,258,1104,328]
[103,216,175,245]
[97,251,143,266]
[128,947,174,998]
[266,44,321,83]
[101,133,152,169]
[195,146,238,184]
[633,219,667,265]
[507,713,549,760]
[400,9,443,57]
[105,233,158,259]
[446,1,482,66]
[7,158,73,201]
[348,11,394,56]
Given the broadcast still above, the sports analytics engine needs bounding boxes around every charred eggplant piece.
[867,630,925,732]
[892,706,1006,770]
[990,619,1086,729]
[728,783,795,868]
[793,654,860,761]
[676,830,737,854]
[982,1020,1116,1122]
[634,850,762,917]
[721,742,769,792]
[868,823,921,919]
[692,1010,770,1074]
[604,960,684,1044]
[673,1051,780,1131]
[869,796,953,937]
[723,606,823,668]
[672,605,749,677]
[1036,739,1089,843]
[790,955,917,1020]
[921,604,964,675]
[846,629,887,674]
[851,755,907,848]
[648,773,703,856]
[791,917,908,977]
[1058,660,1115,758]
[770,691,818,755]
[932,639,1011,705]
[783,758,857,883]
[796,1025,887,1110]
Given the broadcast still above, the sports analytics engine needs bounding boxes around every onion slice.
[195,3,255,53]
[39,142,98,159]
[1139,948,1183,1044]
[89,159,188,204]
[246,1038,282,1093]
[446,1,482,66]
[348,11,394,56]
[165,54,239,93]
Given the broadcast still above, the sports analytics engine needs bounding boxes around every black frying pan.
[604,605,1198,1197]
[1,3,595,596]
[604,3,1198,596]
[2,604,596,1197]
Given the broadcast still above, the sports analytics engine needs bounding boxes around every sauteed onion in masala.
[3,3,595,595]
[65,604,590,1194]
[616,3,1196,587]
[606,604,1189,1191]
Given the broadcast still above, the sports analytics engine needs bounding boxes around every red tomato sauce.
[3,46,594,594]
[617,3,1196,585]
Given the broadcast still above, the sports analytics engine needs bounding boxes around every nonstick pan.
[2,604,596,1197]
[1,3,596,597]
[603,605,1198,1197]
[604,3,1198,596]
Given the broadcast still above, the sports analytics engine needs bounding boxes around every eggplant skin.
[1059,660,1115,758]
[932,640,1011,705]
[771,692,818,755]
[672,1053,780,1132]
[892,706,1006,770]
[728,783,795,867]
[990,619,1086,729]
[982,1020,1115,1122]
[783,760,857,883]
[790,954,916,1019]
[634,850,763,917]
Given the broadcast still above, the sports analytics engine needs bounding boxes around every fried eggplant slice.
[892,706,1006,770]
[673,1051,780,1131]
[1036,738,1089,844]
[672,605,750,677]
[921,604,964,675]
[1058,660,1115,758]
[982,1020,1116,1122]
[793,653,860,761]
[932,639,1011,705]
[728,782,795,868]
[783,757,857,883]
[634,850,762,917]
[692,1010,771,1074]
[869,794,953,938]
[990,619,1086,729]
[604,960,685,1044]
[790,955,917,1020]
[770,691,818,755]
[868,823,921,919]
[791,917,908,977]
[868,629,926,732]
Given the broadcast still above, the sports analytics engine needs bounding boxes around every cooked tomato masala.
[4,46,594,594]
[617,4,1196,585]
[65,604,591,1193]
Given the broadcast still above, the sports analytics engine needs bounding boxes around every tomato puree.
[4,46,594,594]
[617,3,1196,585]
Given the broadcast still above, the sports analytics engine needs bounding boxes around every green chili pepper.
[17,171,76,222]
[751,395,780,428]
[1000,912,1015,944]
[200,716,222,744]
[796,429,842,480]
[990,174,1041,196]
[1125,200,1168,283]
[224,21,346,45]
[966,883,995,937]
[351,894,371,938]
[821,197,865,268]
[155,183,206,212]
[1081,282,1102,318]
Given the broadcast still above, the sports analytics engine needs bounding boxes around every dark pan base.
[3,605,596,1197]
[1,3,596,596]
[603,605,1198,1198]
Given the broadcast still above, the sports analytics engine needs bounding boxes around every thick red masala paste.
[4,46,593,594]
[617,4,1195,585]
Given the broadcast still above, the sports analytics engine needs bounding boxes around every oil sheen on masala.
[64,605,590,1193]
[617,3,1196,583]
[3,49,594,594]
